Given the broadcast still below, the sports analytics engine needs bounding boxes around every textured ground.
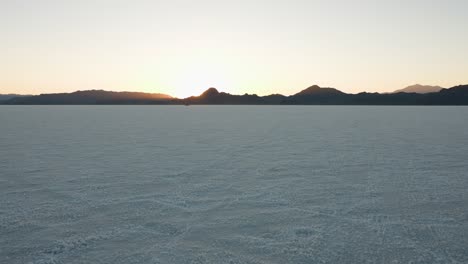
[1,106,468,264]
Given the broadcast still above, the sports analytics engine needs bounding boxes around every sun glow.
[162,62,236,98]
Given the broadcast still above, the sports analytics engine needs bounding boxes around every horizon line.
[2,83,457,98]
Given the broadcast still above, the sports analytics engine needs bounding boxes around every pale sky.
[1,0,467,97]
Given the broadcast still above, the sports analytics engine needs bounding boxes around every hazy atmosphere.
[2,2,468,263]
[1,0,468,97]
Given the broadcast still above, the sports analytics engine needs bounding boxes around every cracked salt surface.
[1,105,468,264]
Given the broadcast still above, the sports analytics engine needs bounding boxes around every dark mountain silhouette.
[181,88,265,105]
[0,94,31,102]
[2,85,468,105]
[181,85,468,105]
[200,87,220,98]
[261,94,288,104]
[393,84,443,94]
[294,85,345,96]
[4,90,173,105]
[286,85,348,104]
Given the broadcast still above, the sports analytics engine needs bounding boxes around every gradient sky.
[1,0,467,97]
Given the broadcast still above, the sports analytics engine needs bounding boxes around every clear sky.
[1,0,467,97]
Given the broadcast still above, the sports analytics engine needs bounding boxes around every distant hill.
[287,85,348,104]
[182,85,468,105]
[294,85,345,96]
[3,85,468,105]
[179,85,349,105]
[4,90,173,105]
[181,88,265,105]
[0,94,32,102]
[393,84,443,94]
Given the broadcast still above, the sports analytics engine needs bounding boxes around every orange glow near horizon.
[1,1,468,96]
[160,62,236,98]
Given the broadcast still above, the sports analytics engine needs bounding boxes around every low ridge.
[294,85,345,96]
[393,84,443,94]
[3,84,468,105]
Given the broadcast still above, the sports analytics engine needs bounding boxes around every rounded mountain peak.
[307,85,321,90]
[200,87,220,97]
[295,85,344,96]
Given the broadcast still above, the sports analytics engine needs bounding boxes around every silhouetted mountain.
[285,85,348,104]
[182,88,265,104]
[294,85,345,96]
[3,85,468,105]
[184,85,468,105]
[262,94,288,104]
[4,90,173,105]
[0,94,31,102]
[393,84,443,94]
[348,85,468,105]
[200,87,220,98]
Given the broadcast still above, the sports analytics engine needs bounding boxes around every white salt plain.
[1,106,467,263]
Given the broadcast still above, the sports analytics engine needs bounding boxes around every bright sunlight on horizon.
[1,0,468,97]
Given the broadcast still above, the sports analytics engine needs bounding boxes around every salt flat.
[1,106,467,264]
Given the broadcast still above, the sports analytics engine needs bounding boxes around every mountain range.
[2,90,172,105]
[2,84,468,105]
[393,84,443,94]
[0,94,32,102]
